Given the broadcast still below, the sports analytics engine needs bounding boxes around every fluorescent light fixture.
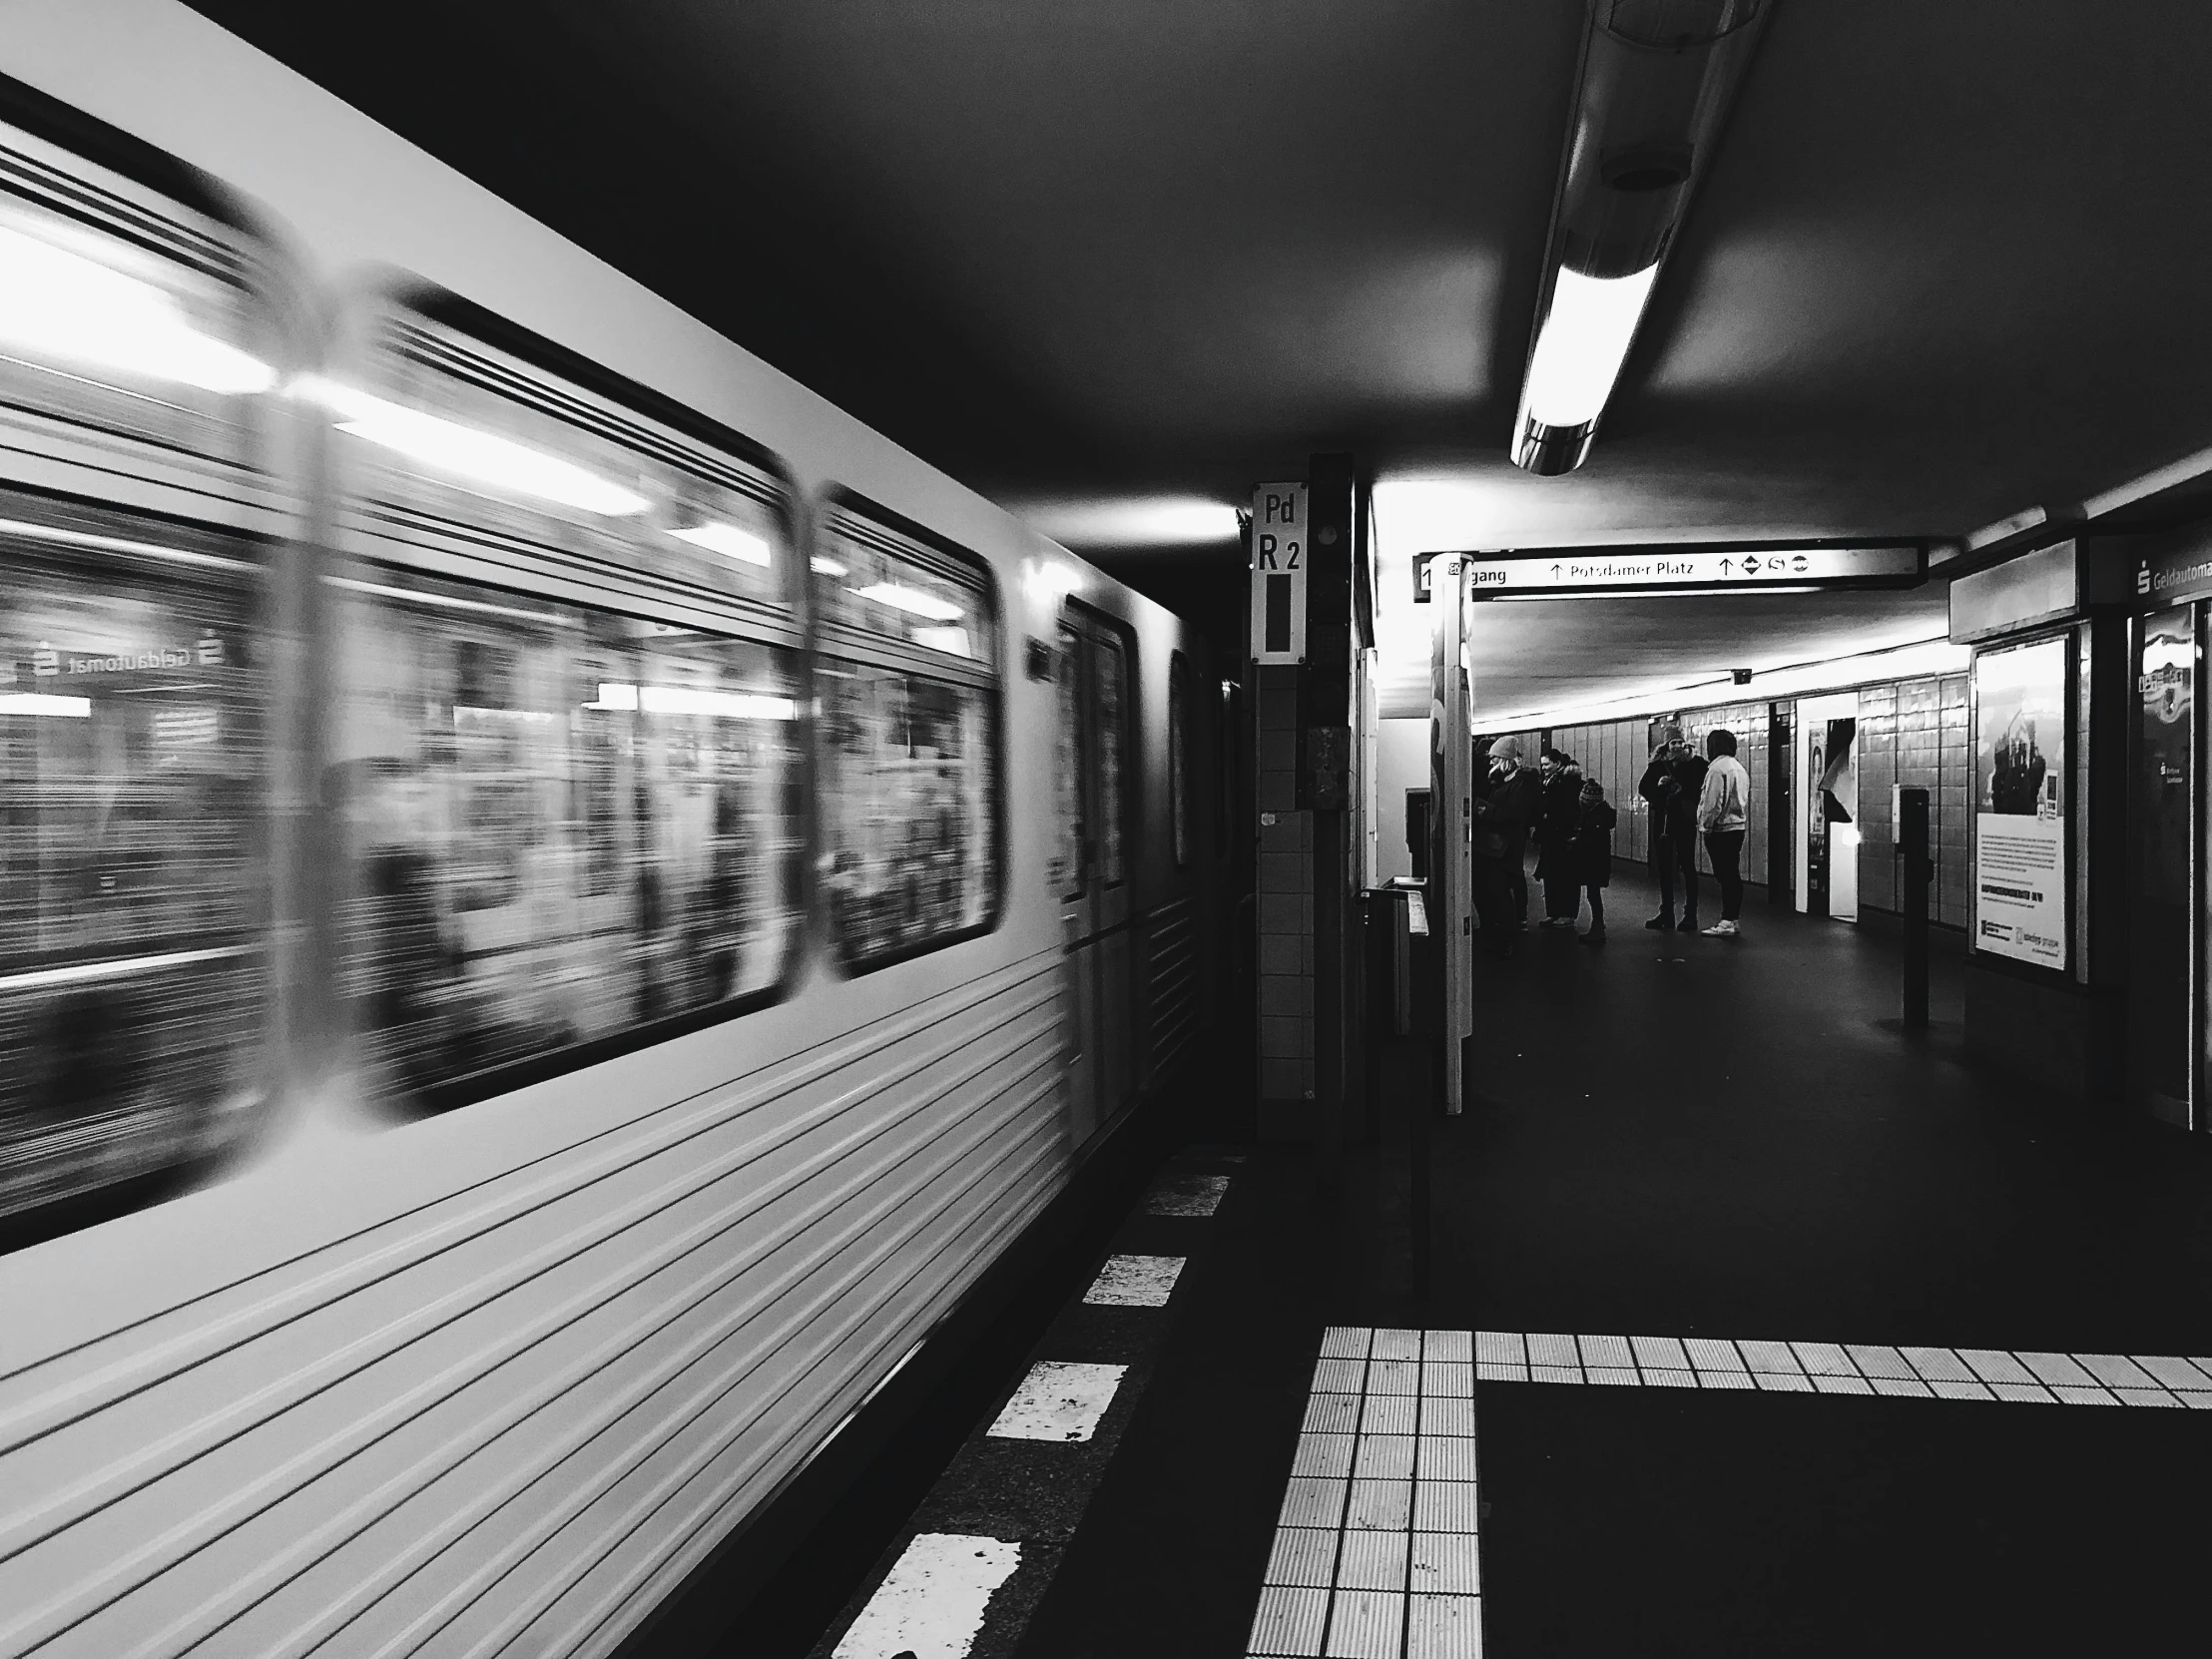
[1475,634,1968,730]
[452,705,557,726]
[306,377,650,517]
[1521,265,1659,430]
[850,582,964,622]
[588,681,796,720]
[0,224,275,395]
[670,520,773,567]
[912,626,973,658]
[0,692,92,717]
[810,555,850,577]
[1016,496,1240,548]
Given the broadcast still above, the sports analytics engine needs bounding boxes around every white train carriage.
[0,4,1226,1654]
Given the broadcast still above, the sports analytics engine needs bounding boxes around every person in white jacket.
[1697,729,1751,937]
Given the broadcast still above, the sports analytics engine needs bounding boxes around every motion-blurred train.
[0,5,1227,1654]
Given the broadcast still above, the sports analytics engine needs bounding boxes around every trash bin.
[1360,880,1431,1039]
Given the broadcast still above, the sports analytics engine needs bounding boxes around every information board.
[1972,637,2068,970]
[1461,543,1923,597]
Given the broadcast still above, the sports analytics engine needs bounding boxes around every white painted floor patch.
[1148,1174,1232,1215]
[987,1361,1128,1441]
[1470,1330,2212,1407]
[1085,1253,1187,1307]
[834,1532,1021,1659]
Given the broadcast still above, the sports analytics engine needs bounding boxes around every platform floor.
[793,870,2212,1658]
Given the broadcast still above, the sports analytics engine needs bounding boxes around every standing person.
[1638,724,1708,932]
[1698,728,1752,937]
[1533,749,1584,927]
[1572,776,1617,945]
[1483,737,1543,929]
[1473,736,1541,953]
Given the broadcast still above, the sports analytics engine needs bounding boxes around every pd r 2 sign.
[1251,482,1307,664]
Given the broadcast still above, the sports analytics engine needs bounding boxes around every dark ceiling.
[185,1,2212,609]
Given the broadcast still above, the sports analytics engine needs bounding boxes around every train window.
[1,508,267,1224]
[321,292,804,1108]
[0,123,278,1235]
[1096,633,1129,887]
[1052,622,1086,898]
[1170,653,1191,868]
[814,495,1002,970]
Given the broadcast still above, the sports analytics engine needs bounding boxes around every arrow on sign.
[1719,558,1733,575]
[1551,563,1563,579]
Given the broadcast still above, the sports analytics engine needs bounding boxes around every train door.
[2130,606,2195,1127]
[1054,609,1136,1145]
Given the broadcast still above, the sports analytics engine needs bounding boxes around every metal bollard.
[1896,786,1932,1028]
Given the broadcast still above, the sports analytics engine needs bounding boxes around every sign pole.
[1431,557,1472,1114]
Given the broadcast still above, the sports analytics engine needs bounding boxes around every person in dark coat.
[1484,736,1543,928]
[1637,723,1709,931]
[1571,776,1618,945]
[1472,735,1541,953]
[1533,748,1584,926]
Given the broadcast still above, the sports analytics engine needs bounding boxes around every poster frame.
[1967,626,2078,982]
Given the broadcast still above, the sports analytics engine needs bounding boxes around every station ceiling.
[186,1,2212,708]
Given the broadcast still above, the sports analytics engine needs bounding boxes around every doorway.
[1054,606,1138,1145]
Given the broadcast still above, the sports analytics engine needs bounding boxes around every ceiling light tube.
[1511,0,1773,475]
[849,582,964,622]
[0,223,275,395]
[307,377,651,516]
[669,520,773,567]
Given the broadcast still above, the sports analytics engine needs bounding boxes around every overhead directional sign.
[1422,541,1925,600]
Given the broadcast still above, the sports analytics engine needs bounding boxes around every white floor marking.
[1252,1329,1483,1659]
[833,1532,1021,1659]
[1467,1331,2212,1406]
[986,1361,1128,1441]
[1148,1174,1232,1215]
[1084,1253,1187,1306]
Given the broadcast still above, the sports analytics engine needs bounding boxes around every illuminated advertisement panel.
[1972,638,2068,969]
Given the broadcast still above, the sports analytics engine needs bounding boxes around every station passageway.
[763,868,2212,1659]
[11,6,2212,1659]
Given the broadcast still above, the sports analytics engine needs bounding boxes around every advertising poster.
[1973,638,2067,969]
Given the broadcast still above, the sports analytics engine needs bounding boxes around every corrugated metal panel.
[0,951,1066,1659]
[1146,896,1200,1077]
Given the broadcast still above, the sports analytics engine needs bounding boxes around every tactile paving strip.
[1250,1329,1483,1658]
[1470,1332,2212,1407]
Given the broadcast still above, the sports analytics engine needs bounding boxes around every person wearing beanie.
[1570,775,1617,944]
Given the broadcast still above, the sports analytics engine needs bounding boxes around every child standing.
[1573,777,1618,945]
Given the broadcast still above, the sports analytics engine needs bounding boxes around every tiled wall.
[1543,720,1649,862]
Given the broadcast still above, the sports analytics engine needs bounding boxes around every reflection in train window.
[0,511,266,1224]
[1051,623,1085,898]
[814,500,1001,970]
[328,567,801,1107]
[1096,632,1128,887]
[1170,653,1190,868]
